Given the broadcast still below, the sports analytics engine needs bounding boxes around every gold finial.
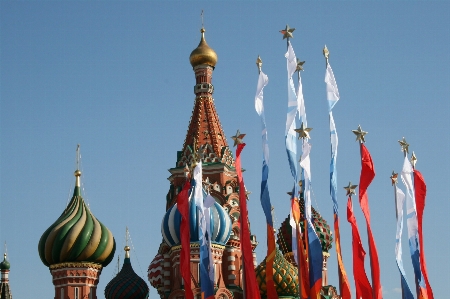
[398,137,409,154]
[124,227,130,258]
[323,45,330,66]
[390,171,398,186]
[294,122,312,139]
[296,58,305,72]
[352,125,368,143]
[280,24,295,40]
[74,145,82,187]
[411,152,417,168]
[231,130,246,147]
[256,55,262,74]
[344,182,358,197]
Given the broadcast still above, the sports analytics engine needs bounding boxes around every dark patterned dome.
[105,246,149,299]
[277,198,333,254]
[255,249,299,298]
[38,169,116,267]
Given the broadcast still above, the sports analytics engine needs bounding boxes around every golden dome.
[189,28,217,68]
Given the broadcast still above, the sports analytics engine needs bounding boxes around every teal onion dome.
[161,197,232,247]
[105,246,149,299]
[0,254,10,270]
[38,169,116,267]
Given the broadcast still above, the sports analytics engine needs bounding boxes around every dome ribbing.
[105,246,149,299]
[38,169,116,267]
[161,198,231,247]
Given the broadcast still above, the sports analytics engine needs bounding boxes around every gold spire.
[124,227,130,258]
[189,27,218,68]
[74,144,81,187]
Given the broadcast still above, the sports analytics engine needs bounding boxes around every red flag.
[236,143,261,299]
[359,143,382,299]
[347,197,373,299]
[334,214,351,299]
[414,170,434,299]
[177,180,194,299]
[298,225,310,299]
[266,224,278,299]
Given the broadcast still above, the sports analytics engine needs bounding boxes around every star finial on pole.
[390,171,398,186]
[344,182,358,197]
[352,125,368,143]
[294,122,312,139]
[398,137,409,154]
[280,24,295,40]
[323,45,330,67]
[411,151,417,168]
[231,130,246,147]
[256,55,262,74]
[296,58,305,72]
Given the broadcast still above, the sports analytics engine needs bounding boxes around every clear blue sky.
[1,1,449,298]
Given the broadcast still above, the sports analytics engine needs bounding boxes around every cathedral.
[29,27,341,299]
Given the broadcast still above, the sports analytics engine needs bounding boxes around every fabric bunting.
[193,163,215,299]
[347,196,373,299]
[414,170,434,299]
[176,179,194,299]
[254,69,278,299]
[401,157,428,299]
[235,143,261,299]
[285,41,301,266]
[358,143,382,299]
[394,186,414,299]
[325,60,350,298]
[300,141,322,299]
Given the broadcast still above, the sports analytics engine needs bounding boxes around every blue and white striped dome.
[161,199,232,247]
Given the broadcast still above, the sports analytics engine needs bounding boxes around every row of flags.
[253,29,434,299]
[173,28,434,299]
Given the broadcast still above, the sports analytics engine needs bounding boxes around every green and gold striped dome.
[38,169,116,267]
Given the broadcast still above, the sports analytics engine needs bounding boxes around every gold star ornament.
[280,24,295,40]
[231,130,246,147]
[344,182,358,197]
[296,58,305,72]
[352,125,368,143]
[294,122,312,139]
[390,171,398,186]
[398,137,409,154]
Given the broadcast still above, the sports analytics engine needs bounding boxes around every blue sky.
[1,1,449,298]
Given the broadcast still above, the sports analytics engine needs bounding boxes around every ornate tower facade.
[148,28,258,299]
[38,160,116,299]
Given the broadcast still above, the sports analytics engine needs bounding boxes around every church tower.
[148,28,258,299]
[0,253,12,299]
[38,148,116,299]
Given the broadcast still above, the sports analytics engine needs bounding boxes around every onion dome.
[105,246,149,299]
[0,254,10,271]
[148,253,163,290]
[161,198,231,247]
[189,28,217,68]
[277,199,333,254]
[38,169,116,267]
[255,249,299,298]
